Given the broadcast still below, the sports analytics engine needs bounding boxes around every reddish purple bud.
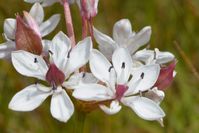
[46,64,65,87]
[15,15,43,55]
[78,0,99,20]
[23,11,41,38]
[154,61,176,90]
[116,84,128,101]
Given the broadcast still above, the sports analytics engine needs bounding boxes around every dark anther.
[82,73,86,78]
[67,49,72,58]
[128,74,133,81]
[121,62,125,69]
[48,50,53,55]
[52,83,56,90]
[34,81,38,85]
[108,66,113,72]
[34,58,38,63]
[154,50,157,60]
[140,72,144,79]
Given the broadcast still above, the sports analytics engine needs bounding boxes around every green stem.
[74,111,86,133]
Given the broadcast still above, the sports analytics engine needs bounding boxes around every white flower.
[72,48,165,121]
[9,31,92,122]
[94,19,151,60]
[24,0,75,7]
[0,3,60,59]
[133,48,175,65]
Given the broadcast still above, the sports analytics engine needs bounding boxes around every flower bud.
[76,0,99,20]
[23,11,41,38]
[15,15,43,55]
[154,61,177,90]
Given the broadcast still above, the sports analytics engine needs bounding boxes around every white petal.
[50,31,71,71]
[121,96,165,121]
[66,37,92,77]
[112,48,132,84]
[113,19,133,46]
[29,3,44,25]
[133,49,153,63]
[155,48,175,64]
[9,84,51,111]
[50,89,74,122]
[42,0,59,7]
[39,14,60,37]
[133,49,175,65]
[0,41,15,59]
[99,100,121,115]
[4,18,16,40]
[42,39,52,54]
[63,72,98,89]
[94,27,117,60]
[24,0,42,3]
[11,50,48,80]
[72,83,113,101]
[125,64,160,96]
[89,49,112,83]
[127,26,151,54]
[145,87,165,104]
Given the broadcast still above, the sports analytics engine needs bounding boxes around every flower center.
[115,84,128,101]
[45,64,65,89]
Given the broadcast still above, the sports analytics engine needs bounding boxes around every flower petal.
[24,0,42,3]
[72,83,113,101]
[29,3,44,25]
[145,87,165,104]
[42,0,59,7]
[66,37,92,77]
[4,18,16,40]
[63,72,98,89]
[127,26,151,54]
[121,96,165,121]
[9,84,51,111]
[94,27,117,60]
[112,48,132,84]
[42,39,51,54]
[113,19,133,46]
[125,64,160,96]
[0,41,15,59]
[50,31,71,71]
[39,14,60,37]
[99,100,121,115]
[133,48,175,65]
[155,48,175,64]
[89,49,112,83]
[12,50,48,80]
[50,89,74,122]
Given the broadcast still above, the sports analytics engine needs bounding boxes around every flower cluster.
[0,0,176,127]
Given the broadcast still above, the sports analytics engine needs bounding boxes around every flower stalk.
[74,111,86,133]
[62,0,76,47]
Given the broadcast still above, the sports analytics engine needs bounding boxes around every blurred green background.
[0,0,199,133]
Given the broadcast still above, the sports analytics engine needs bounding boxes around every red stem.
[62,0,76,47]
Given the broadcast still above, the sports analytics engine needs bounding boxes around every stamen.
[67,49,72,58]
[48,50,53,55]
[154,50,157,60]
[82,72,86,78]
[52,82,56,90]
[108,66,113,72]
[34,57,38,63]
[121,62,125,69]
[140,72,144,79]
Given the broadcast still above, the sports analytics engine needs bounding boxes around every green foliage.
[0,0,199,132]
